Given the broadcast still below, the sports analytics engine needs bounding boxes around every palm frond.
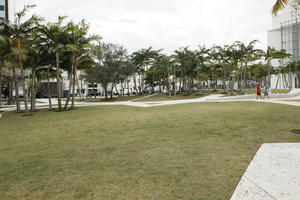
[272,0,289,16]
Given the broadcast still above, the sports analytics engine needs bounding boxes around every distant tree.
[131,47,160,94]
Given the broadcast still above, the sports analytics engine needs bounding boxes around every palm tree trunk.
[47,65,52,110]
[93,84,97,99]
[8,79,13,105]
[12,61,20,112]
[81,77,84,99]
[71,66,76,109]
[127,79,130,96]
[152,75,155,94]
[167,70,171,97]
[30,69,36,112]
[275,72,280,89]
[179,79,182,92]
[121,81,126,97]
[268,59,271,89]
[76,71,82,100]
[64,74,72,110]
[104,85,108,100]
[20,65,29,115]
[223,65,226,93]
[56,52,62,111]
[288,65,292,90]
[16,38,29,115]
[114,84,119,96]
[133,75,138,94]
[110,84,114,100]
[139,74,142,94]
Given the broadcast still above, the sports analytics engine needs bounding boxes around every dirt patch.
[292,130,300,135]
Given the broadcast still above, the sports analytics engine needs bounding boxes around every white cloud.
[17,0,275,53]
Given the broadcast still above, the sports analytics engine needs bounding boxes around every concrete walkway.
[1,90,300,111]
[231,143,300,200]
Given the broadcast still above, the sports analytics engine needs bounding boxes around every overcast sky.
[17,0,275,54]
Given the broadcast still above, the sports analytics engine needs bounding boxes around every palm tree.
[41,16,69,111]
[194,45,210,94]
[173,47,194,93]
[227,42,244,96]
[131,47,160,94]
[275,50,292,89]
[0,5,42,115]
[265,47,291,90]
[273,0,289,16]
[237,40,263,94]
[63,20,101,109]
[0,37,14,112]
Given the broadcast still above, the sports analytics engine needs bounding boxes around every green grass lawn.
[133,93,206,102]
[1,102,300,200]
[284,100,300,102]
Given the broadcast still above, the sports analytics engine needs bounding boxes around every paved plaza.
[231,143,300,200]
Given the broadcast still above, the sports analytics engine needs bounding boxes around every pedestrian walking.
[257,84,262,99]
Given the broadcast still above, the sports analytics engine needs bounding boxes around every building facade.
[0,0,8,19]
[268,5,300,89]
[0,0,15,21]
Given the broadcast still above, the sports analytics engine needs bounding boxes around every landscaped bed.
[0,102,299,200]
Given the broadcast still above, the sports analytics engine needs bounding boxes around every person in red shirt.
[256,84,262,99]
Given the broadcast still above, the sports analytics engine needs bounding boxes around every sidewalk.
[231,143,300,200]
[1,90,300,111]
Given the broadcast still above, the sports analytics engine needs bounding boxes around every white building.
[0,0,15,22]
[267,3,300,89]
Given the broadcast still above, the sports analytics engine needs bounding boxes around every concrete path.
[1,90,300,112]
[231,143,300,200]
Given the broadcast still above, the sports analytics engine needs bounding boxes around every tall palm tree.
[265,47,291,89]
[237,40,263,94]
[0,5,42,115]
[194,45,210,94]
[63,20,101,109]
[131,47,160,94]
[41,16,68,111]
[0,37,14,112]
[228,42,244,95]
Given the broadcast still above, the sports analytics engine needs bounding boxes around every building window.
[0,5,4,11]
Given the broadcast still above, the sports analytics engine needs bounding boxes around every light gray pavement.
[231,143,300,200]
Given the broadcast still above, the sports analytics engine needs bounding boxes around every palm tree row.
[1,4,300,116]
[0,5,101,115]
[133,41,294,97]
